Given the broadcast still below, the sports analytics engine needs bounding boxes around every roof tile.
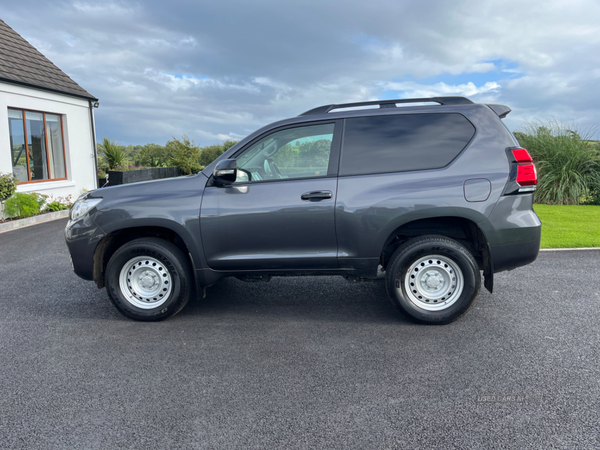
[0,18,97,101]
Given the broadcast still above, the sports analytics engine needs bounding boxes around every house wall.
[0,82,97,201]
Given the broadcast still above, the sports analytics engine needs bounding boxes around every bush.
[4,192,45,219]
[583,189,600,205]
[0,172,18,202]
[112,164,147,171]
[515,120,600,205]
[167,135,203,175]
[0,172,18,220]
[44,195,73,211]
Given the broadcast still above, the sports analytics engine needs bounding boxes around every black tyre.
[385,235,481,324]
[105,238,193,321]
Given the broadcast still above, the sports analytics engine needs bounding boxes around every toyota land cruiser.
[65,96,541,324]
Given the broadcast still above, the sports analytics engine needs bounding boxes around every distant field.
[533,204,600,248]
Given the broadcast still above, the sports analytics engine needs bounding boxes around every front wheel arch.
[93,226,195,289]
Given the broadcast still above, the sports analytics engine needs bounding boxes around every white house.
[0,18,98,201]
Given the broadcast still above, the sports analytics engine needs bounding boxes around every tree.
[136,143,171,167]
[272,143,299,169]
[298,139,330,168]
[222,140,237,152]
[198,140,239,166]
[122,144,142,162]
[199,144,225,167]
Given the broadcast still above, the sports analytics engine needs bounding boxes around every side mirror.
[213,159,237,185]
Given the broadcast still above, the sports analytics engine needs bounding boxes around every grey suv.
[65,96,541,324]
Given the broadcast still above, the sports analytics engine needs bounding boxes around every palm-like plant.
[516,120,600,205]
[99,137,125,170]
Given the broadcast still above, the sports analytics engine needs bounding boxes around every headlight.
[70,197,102,222]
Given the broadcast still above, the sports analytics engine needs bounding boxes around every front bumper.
[64,215,106,281]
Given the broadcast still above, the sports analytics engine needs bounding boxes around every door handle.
[301,191,333,201]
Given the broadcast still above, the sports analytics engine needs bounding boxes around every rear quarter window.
[339,113,475,176]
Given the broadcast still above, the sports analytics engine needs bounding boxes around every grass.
[533,204,600,248]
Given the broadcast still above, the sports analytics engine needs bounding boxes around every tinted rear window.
[340,113,475,176]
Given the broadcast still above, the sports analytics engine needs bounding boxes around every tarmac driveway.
[0,218,599,449]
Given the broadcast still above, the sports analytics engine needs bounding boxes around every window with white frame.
[8,108,67,183]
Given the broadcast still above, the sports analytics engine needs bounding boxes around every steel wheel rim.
[119,256,172,309]
[401,254,464,311]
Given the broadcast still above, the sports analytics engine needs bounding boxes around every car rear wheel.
[385,235,481,324]
[105,238,193,321]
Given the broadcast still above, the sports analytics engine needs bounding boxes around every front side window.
[236,123,335,183]
[8,108,67,182]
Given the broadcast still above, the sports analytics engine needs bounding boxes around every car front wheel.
[105,238,193,321]
[385,235,481,324]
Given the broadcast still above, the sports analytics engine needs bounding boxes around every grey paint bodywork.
[65,101,541,292]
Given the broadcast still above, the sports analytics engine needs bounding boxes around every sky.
[1,0,600,146]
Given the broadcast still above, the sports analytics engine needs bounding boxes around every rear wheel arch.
[379,216,490,277]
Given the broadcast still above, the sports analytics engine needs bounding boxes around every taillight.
[516,164,537,186]
[504,147,537,194]
[512,148,533,163]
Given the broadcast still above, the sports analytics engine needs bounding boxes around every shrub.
[516,120,600,205]
[582,188,600,205]
[111,164,165,172]
[98,138,125,170]
[44,194,73,211]
[0,172,18,220]
[167,135,203,175]
[0,172,18,202]
[4,192,45,219]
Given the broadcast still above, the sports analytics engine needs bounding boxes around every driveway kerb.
[0,209,69,234]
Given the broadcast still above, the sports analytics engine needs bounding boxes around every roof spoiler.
[486,104,511,119]
[299,96,474,116]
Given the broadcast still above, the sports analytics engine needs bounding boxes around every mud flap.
[484,268,493,293]
[483,244,494,293]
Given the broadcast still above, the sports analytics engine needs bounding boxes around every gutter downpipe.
[88,100,99,189]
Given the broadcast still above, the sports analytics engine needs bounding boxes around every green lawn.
[533,204,600,248]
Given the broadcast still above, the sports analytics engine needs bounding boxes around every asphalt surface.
[0,218,599,449]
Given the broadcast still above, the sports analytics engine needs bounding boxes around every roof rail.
[299,96,474,116]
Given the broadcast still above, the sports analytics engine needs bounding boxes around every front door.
[200,121,341,271]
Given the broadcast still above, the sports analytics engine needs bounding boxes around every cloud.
[381,81,501,99]
[1,0,600,144]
